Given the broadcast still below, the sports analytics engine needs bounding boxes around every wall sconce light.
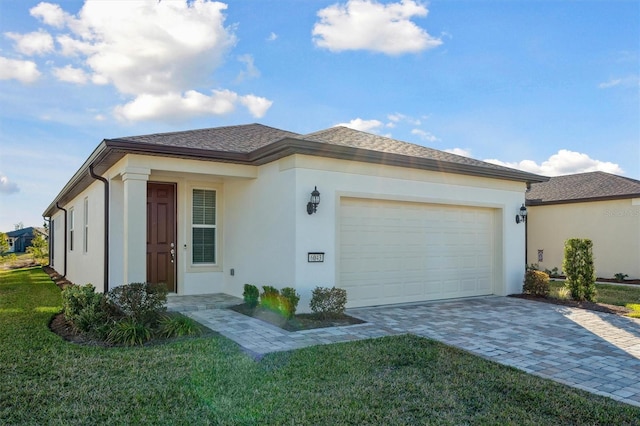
[515,203,527,224]
[307,186,320,215]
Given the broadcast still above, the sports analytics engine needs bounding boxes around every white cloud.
[313,0,442,55]
[267,32,278,41]
[335,118,383,132]
[239,94,273,118]
[411,128,438,142]
[0,57,41,83]
[389,112,421,126]
[236,54,260,82]
[114,89,271,122]
[445,148,472,157]
[53,64,89,84]
[0,174,19,194]
[18,0,274,122]
[5,30,55,56]
[30,2,69,28]
[598,75,640,89]
[485,149,624,176]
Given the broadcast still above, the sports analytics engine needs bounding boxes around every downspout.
[55,203,67,278]
[89,164,109,294]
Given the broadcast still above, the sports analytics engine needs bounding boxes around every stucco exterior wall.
[285,155,526,309]
[57,180,105,287]
[50,151,529,306]
[527,199,640,279]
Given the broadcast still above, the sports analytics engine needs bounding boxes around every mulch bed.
[510,294,632,316]
[230,303,365,332]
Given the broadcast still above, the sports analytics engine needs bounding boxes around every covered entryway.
[339,197,497,307]
[147,183,177,292]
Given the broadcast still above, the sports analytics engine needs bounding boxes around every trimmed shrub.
[243,284,259,308]
[563,238,597,302]
[280,287,300,319]
[523,270,550,297]
[310,286,347,319]
[157,314,202,338]
[61,284,110,333]
[260,286,281,312]
[107,282,168,325]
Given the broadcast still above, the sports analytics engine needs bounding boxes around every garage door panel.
[340,198,496,307]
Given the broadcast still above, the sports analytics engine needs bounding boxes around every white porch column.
[122,167,150,284]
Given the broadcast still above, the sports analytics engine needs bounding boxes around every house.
[43,123,546,309]
[4,227,46,253]
[526,171,640,280]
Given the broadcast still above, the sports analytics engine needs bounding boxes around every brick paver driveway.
[169,295,640,407]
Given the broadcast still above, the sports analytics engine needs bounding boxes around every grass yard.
[550,280,640,317]
[2,268,640,425]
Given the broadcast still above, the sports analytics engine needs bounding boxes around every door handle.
[170,247,175,263]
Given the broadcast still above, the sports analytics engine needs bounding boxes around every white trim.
[187,183,223,272]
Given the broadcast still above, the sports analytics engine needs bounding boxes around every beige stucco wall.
[50,151,530,307]
[527,198,640,279]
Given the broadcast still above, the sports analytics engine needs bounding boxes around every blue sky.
[0,0,638,231]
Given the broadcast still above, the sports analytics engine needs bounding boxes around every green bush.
[243,284,259,308]
[523,270,550,297]
[107,318,152,346]
[61,284,110,333]
[544,267,560,278]
[614,273,628,282]
[260,285,281,312]
[107,282,168,325]
[280,287,300,319]
[563,238,597,302]
[157,314,202,338]
[310,286,347,319]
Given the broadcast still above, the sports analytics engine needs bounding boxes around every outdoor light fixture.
[307,186,320,215]
[515,203,527,224]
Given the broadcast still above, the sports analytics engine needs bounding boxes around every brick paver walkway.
[167,295,640,407]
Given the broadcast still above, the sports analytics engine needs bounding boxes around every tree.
[0,232,8,255]
[27,233,48,264]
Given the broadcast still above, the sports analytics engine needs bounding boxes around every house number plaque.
[308,252,325,263]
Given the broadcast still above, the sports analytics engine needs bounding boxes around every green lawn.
[550,280,640,317]
[2,268,639,425]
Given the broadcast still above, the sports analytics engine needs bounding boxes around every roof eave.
[44,135,547,217]
[526,193,640,206]
[250,138,548,183]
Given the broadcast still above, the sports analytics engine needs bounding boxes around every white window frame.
[69,208,75,252]
[83,197,89,253]
[188,185,222,272]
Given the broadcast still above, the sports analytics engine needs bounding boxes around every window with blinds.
[192,189,216,264]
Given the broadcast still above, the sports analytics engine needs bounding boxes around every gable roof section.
[44,123,547,217]
[109,123,300,153]
[526,171,640,205]
[303,126,537,179]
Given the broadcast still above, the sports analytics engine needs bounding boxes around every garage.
[339,197,497,307]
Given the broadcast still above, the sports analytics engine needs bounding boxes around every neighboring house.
[526,172,640,280]
[4,227,46,253]
[44,124,545,309]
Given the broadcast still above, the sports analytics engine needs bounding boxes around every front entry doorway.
[147,182,177,292]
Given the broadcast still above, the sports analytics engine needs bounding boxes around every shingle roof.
[109,123,300,153]
[303,126,528,175]
[526,171,640,205]
[44,123,547,217]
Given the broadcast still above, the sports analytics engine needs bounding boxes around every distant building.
[4,227,47,253]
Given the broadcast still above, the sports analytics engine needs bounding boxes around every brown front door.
[147,183,177,292]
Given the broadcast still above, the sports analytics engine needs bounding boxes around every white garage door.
[339,198,496,307]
